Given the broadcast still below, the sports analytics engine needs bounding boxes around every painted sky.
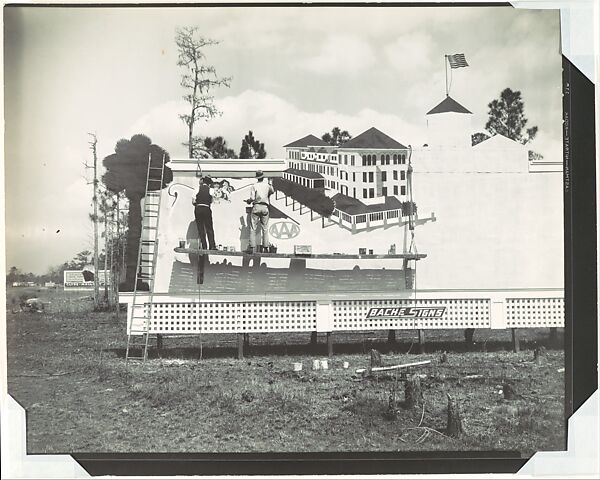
[3,5,562,274]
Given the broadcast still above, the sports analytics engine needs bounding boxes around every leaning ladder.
[125,154,166,362]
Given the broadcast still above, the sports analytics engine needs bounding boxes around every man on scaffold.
[245,170,274,253]
[193,175,217,251]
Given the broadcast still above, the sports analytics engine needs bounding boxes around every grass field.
[6,287,565,455]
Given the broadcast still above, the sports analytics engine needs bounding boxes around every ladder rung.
[141,240,157,245]
[149,166,163,170]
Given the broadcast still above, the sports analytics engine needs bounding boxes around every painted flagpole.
[444,55,448,97]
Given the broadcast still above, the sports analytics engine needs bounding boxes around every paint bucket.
[293,362,303,372]
[312,360,321,370]
[343,361,349,369]
[359,248,367,255]
[369,249,374,255]
[178,239,186,248]
[320,359,329,370]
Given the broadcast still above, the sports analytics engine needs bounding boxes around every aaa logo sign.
[270,221,300,239]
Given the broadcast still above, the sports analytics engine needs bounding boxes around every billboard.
[63,270,110,290]
[153,168,421,297]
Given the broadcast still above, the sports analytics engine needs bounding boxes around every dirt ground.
[5,287,565,455]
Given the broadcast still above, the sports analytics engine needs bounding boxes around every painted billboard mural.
[153,173,420,296]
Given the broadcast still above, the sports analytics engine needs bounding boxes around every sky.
[3,4,562,274]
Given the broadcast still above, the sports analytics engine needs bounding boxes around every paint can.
[178,239,186,248]
[312,359,321,370]
[359,248,367,255]
[368,249,374,255]
[320,359,329,370]
[343,361,349,369]
[293,362,303,372]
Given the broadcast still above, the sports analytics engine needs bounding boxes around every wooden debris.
[503,383,518,400]
[370,349,383,368]
[534,346,547,364]
[440,351,448,364]
[404,374,423,409]
[461,374,484,381]
[355,360,431,375]
[446,394,463,437]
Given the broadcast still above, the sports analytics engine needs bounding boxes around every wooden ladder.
[125,154,166,363]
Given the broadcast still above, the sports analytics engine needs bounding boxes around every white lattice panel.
[141,301,317,334]
[239,301,317,332]
[332,299,491,330]
[505,298,564,327]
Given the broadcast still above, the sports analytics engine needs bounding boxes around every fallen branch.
[10,369,82,378]
[356,360,431,374]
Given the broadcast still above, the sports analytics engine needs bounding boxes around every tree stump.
[446,394,463,437]
[503,383,518,400]
[403,374,423,409]
[440,351,448,364]
[370,349,384,368]
[534,345,547,364]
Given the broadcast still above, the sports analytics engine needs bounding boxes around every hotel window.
[370,212,384,222]
[353,172,356,182]
[382,187,388,196]
[369,188,375,198]
[393,170,398,180]
[393,185,398,195]
[363,188,367,198]
[387,210,399,219]
[353,188,356,198]
[356,214,366,224]
[368,172,374,182]
[401,154,406,164]
[380,154,385,163]
[344,154,348,164]
[401,185,406,195]
[363,172,367,182]
[362,155,367,166]
[382,171,387,181]
[393,154,398,164]
[401,171,406,180]
[386,154,390,164]
[340,170,343,179]
[351,155,355,166]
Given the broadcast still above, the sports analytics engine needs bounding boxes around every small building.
[330,193,407,232]
[283,167,325,190]
[426,95,473,149]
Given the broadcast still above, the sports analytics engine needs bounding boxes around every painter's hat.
[255,170,264,179]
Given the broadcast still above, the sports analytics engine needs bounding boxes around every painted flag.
[447,53,469,69]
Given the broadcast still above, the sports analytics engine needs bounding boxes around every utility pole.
[88,133,100,310]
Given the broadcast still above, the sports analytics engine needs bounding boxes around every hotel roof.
[332,193,404,216]
[284,167,324,179]
[339,127,406,150]
[426,96,472,115]
[283,134,330,148]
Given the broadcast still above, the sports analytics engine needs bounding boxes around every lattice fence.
[505,297,564,328]
[127,294,563,334]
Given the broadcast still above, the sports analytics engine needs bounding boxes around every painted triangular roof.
[283,134,330,148]
[339,127,406,149]
[426,96,472,115]
[473,133,525,149]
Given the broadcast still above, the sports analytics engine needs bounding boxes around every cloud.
[298,35,376,75]
[385,32,435,73]
[128,90,427,161]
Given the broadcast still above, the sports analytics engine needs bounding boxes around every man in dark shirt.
[193,175,217,251]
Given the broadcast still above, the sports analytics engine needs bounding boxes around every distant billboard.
[63,270,110,290]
